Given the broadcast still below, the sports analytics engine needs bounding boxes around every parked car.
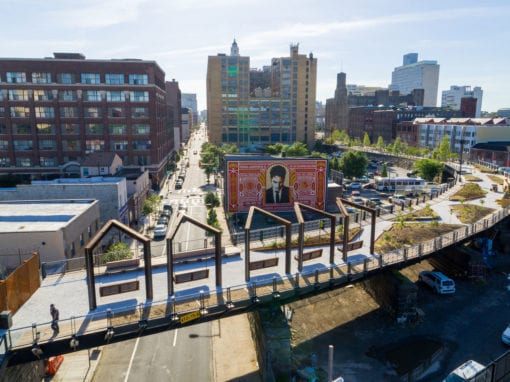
[153,224,167,238]
[351,190,361,197]
[419,271,456,294]
[157,216,169,225]
[175,180,183,190]
[348,182,362,190]
[160,209,171,218]
[366,198,382,208]
[163,204,173,213]
[502,324,510,345]
[351,197,365,205]
[443,360,487,382]
[359,176,369,183]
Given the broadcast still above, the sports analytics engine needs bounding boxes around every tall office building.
[206,40,317,150]
[0,53,175,185]
[441,85,483,117]
[390,53,440,107]
[182,93,198,123]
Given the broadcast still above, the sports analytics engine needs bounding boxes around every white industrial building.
[390,53,440,107]
[0,200,100,269]
[441,86,483,117]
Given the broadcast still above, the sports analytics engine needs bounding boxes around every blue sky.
[2,0,509,112]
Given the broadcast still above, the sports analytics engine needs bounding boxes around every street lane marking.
[172,329,178,347]
[123,336,140,382]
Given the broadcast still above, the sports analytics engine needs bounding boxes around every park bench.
[105,258,140,275]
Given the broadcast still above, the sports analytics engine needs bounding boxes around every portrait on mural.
[265,164,290,204]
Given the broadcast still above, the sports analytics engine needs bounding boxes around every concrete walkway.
[9,166,508,381]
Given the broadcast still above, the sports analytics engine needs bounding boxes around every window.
[130,91,149,102]
[16,157,32,167]
[84,107,102,118]
[88,225,92,238]
[39,140,56,150]
[37,123,55,135]
[108,124,126,134]
[13,140,33,151]
[85,139,105,152]
[57,73,76,84]
[0,122,6,133]
[129,74,148,85]
[111,140,128,150]
[12,123,31,134]
[81,73,101,84]
[108,107,125,118]
[0,157,10,167]
[131,107,149,118]
[59,90,77,101]
[85,123,103,134]
[133,155,150,165]
[60,107,78,118]
[70,242,76,257]
[7,72,26,83]
[132,140,151,150]
[8,89,30,101]
[106,91,125,102]
[132,124,150,134]
[61,124,80,135]
[0,140,8,150]
[63,140,80,151]
[32,72,52,83]
[33,90,54,101]
[10,107,30,118]
[83,90,102,102]
[80,233,84,246]
[35,107,55,118]
[40,157,57,167]
[105,73,125,85]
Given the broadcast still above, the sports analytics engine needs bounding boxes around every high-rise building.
[0,53,176,186]
[182,93,198,123]
[441,85,483,117]
[390,53,440,107]
[206,40,317,150]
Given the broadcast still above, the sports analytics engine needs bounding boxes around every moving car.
[347,182,362,190]
[419,271,456,294]
[502,324,510,345]
[153,224,167,238]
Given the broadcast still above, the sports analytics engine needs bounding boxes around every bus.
[374,176,426,195]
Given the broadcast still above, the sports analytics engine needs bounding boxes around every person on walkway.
[50,304,59,332]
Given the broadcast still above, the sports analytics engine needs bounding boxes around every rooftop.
[0,200,96,233]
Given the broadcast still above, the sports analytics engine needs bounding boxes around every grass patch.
[487,174,504,185]
[253,227,362,251]
[449,183,487,201]
[375,222,463,253]
[473,164,497,174]
[450,203,495,224]
[394,204,439,221]
[463,174,482,182]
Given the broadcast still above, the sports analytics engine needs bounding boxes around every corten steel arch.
[244,206,292,281]
[166,213,222,296]
[294,202,336,271]
[84,219,152,310]
[336,197,377,260]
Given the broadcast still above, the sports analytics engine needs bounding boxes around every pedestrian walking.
[50,304,59,332]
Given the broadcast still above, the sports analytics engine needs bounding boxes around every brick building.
[0,53,175,189]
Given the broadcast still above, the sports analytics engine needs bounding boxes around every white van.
[419,271,456,294]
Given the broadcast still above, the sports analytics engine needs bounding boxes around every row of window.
[221,133,294,143]
[0,123,150,135]
[2,139,151,151]
[1,72,149,85]
[6,105,149,118]
[0,154,151,167]
[0,89,149,102]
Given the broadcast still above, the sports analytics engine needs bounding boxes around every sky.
[2,0,509,113]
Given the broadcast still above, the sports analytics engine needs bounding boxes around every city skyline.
[2,0,509,113]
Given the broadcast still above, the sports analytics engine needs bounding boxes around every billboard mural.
[225,158,328,213]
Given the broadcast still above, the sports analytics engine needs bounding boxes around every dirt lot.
[287,247,510,381]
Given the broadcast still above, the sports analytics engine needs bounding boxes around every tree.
[142,194,161,226]
[339,150,369,179]
[265,143,286,155]
[392,137,403,155]
[363,133,371,147]
[414,159,444,181]
[103,242,133,262]
[432,136,452,161]
[205,191,220,209]
[375,136,384,151]
[286,142,309,157]
[381,163,388,177]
